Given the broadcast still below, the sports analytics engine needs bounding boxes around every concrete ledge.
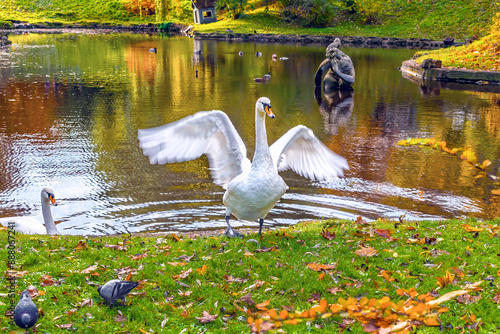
[401,60,500,86]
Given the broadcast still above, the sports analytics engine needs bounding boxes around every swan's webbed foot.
[225,215,244,238]
[224,227,244,238]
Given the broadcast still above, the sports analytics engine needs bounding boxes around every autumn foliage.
[123,0,156,16]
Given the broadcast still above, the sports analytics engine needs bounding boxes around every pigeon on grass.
[14,290,39,329]
[97,279,139,306]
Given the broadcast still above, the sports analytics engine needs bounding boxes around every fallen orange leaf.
[461,224,483,232]
[196,265,208,275]
[354,246,377,257]
[256,299,270,311]
[307,263,336,271]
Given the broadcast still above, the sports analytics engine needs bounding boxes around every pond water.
[1,32,499,235]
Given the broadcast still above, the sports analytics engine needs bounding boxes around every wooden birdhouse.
[191,0,217,24]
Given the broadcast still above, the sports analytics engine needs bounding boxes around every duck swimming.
[254,72,271,83]
[138,97,348,237]
[0,187,59,235]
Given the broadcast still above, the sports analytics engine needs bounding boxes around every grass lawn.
[0,0,498,41]
[2,218,500,332]
[412,13,500,72]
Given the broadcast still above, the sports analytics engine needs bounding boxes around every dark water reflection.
[1,33,499,235]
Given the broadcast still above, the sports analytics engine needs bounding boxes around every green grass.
[2,218,500,332]
[0,0,498,41]
[0,0,162,25]
[413,13,500,72]
[193,0,498,41]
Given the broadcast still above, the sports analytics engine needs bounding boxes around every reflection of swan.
[314,87,354,135]
[0,187,59,235]
[138,97,349,237]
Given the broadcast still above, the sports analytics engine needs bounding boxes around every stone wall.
[401,60,500,86]
[0,33,12,47]
[192,31,447,49]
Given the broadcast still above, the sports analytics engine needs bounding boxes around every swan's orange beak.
[49,194,57,206]
[265,105,275,118]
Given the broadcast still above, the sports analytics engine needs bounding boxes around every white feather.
[138,110,250,188]
[270,125,348,180]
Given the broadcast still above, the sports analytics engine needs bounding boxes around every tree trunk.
[155,0,166,22]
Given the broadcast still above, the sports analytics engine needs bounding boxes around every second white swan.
[0,187,59,235]
[138,97,349,237]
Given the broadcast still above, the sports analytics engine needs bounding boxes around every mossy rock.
[0,20,13,29]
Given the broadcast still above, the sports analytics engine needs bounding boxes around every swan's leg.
[225,215,243,238]
[258,218,264,235]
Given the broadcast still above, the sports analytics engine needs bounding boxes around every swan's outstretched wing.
[270,125,349,180]
[138,110,250,188]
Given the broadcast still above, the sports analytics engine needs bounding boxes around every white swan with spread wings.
[138,97,349,237]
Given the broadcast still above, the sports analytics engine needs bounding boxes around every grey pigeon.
[14,290,38,329]
[97,279,139,306]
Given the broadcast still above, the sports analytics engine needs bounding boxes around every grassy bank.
[2,218,500,332]
[1,0,498,41]
[413,13,500,72]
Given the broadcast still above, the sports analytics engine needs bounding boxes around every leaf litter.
[2,218,499,332]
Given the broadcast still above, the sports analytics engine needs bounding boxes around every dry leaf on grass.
[307,263,336,271]
[321,228,336,240]
[196,311,218,324]
[354,245,377,257]
[239,292,255,305]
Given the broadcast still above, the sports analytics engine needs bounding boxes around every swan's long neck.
[252,107,273,167]
[41,197,59,235]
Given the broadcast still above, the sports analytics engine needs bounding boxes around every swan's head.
[41,187,57,206]
[256,97,274,118]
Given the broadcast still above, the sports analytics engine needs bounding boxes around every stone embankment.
[192,31,448,49]
[0,34,11,46]
[1,21,185,34]
[2,21,453,49]
[401,59,500,86]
